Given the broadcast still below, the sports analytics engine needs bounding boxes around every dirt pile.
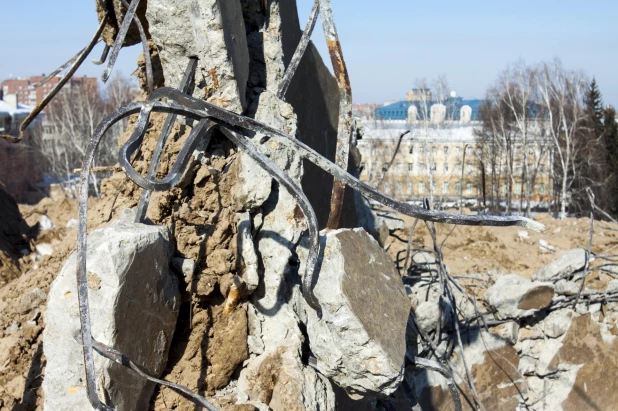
[386,210,618,278]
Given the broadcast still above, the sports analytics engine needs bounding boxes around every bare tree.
[536,59,587,218]
[37,74,137,197]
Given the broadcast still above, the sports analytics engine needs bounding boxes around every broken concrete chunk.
[415,299,452,334]
[484,274,554,320]
[532,249,586,282]
[555,279,579,296]
[146,0,249,112]
[43,208,180,411]
[304,228,410,397]
[543,309,573,338]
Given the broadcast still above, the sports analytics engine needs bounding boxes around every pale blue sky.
[1,1,616,105]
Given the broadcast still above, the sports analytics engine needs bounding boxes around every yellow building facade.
[357,120,553,208]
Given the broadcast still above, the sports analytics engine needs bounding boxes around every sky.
[1,0,617,106]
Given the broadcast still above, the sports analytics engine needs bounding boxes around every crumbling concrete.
[532,248,586,282]
[42,209,179,410]
[302,228,409,397]
[484,274,554,320]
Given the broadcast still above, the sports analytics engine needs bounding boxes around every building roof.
[361,119,477,143]
[375,98,484,121]
[0,99,34,116]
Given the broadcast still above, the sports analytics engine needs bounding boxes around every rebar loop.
[1,14,109,144]
[135,57,198,223]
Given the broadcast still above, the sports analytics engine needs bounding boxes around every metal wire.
[102,0,154,93]
[1,14,108,144]
[135,57,198,222]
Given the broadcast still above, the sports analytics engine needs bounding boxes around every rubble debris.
[484,274,554,319]
[532,248,586,282]
[42,209,180,411]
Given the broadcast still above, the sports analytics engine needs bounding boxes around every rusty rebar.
[319,0,353,230]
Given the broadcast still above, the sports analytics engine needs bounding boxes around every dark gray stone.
[305,228,410,397]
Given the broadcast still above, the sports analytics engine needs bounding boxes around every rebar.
[102,0,154,93]
[1,14,108,144]
[135,57,198,222]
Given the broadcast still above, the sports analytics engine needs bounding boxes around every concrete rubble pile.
[402,247,618,411]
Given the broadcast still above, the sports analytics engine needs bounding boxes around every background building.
[1,75,97,107]
[357,94,553,209]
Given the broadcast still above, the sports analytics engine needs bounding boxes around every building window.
[466,164,472,172]
[455,163,461,172]
[431,146,437,155]
[431,182,437,192]
[515,163,522,173]
[515,183,522,194]
[467,183,473,193]
[444,146,449,154]
[408,163,414,172]
[396,182,403,192]
[419,164,427,173]
[540,164,546,173]
[539,183,546,194]
[442,182,449,193]
[396,163,402,173]
[455,182,461,193]
[431,163,437,171]
[455,147,461,156]
[528,148,534,156]
[503,184,508,195]
[384,182,391,192]
[444,163,449,173]
[408,145,414,154]
[419,146,425,155]
[371,148,376,156]
[419,181,425,193]
[407,182,413,193]
[466,146,473,155]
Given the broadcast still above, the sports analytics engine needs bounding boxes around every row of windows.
[380,181,548,196]
[369,145,473,157]
[382,181,475,195]
[505,183,547,195]
[364,162,474,174]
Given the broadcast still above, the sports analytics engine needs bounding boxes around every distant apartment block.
[0,75,98,107]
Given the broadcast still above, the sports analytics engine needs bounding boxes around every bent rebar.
[277,0,319,99]
[92,44,111,65]
[1,14,108,144]
[135,57,198,222]
[90,338,218,411]
[275,0,352,229]
[143,88,545,232]
[318,0,354,230]
[102,0,154,93]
